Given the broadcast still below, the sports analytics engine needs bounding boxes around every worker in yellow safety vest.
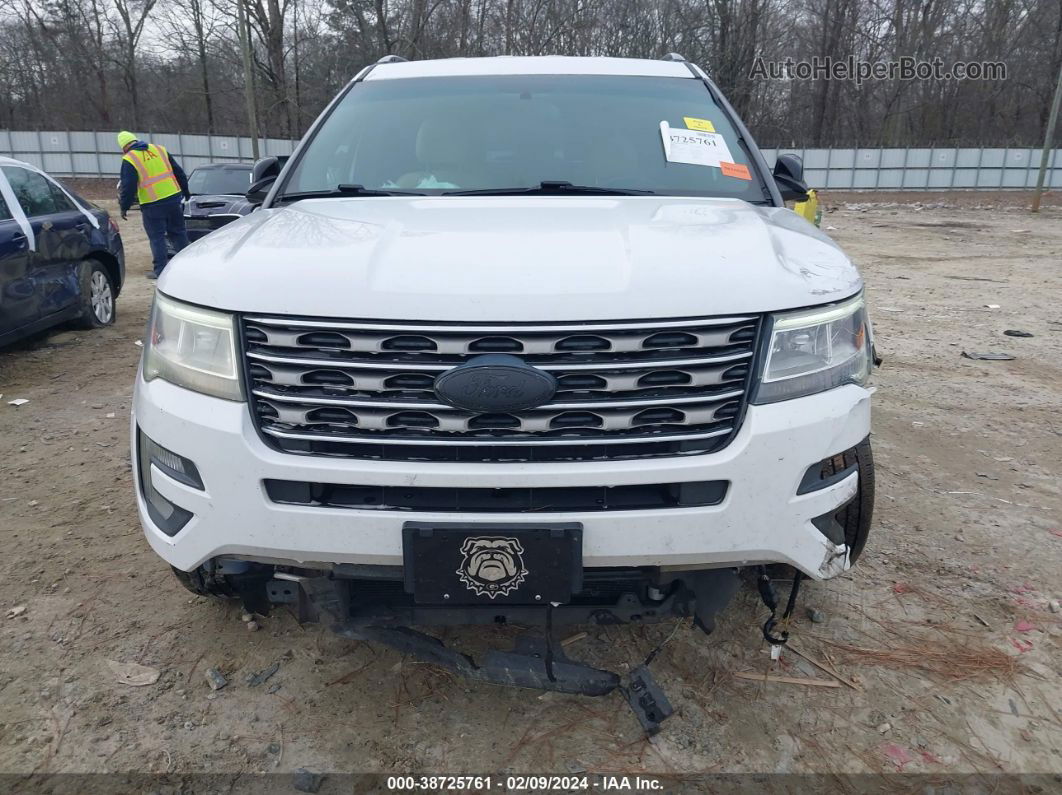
[117,131,191,280]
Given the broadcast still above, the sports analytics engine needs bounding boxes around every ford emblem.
[435,354,557,413]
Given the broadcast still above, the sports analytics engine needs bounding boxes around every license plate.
[185,217,212,229]
[402,522,582,605]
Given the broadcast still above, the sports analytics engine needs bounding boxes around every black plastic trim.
[264,479,729,513]
[136,428,193,536]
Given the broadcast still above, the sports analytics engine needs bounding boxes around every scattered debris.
[561,631,588,647]
[972,614,992,628]
[1014,620,1036,633]
[975,472,999,480]
[984,304,1000,309]
[205,668,228,691]
[246,620,260,632]
[1003,329,1034,338]
[240,612,254,623]
[733,671,841,687]
[105,412,115,419]
[134,340,143,347]
[961,351,1015,361]
[106,659,161,687]
[877,722,892,734]
[7,398,29,407]
[822,637,1022,681]
[293,768,324,793]
[786,643,862,691]
[806,607,826,623]
[879,307,905,312]
[6,605,27,619]
[246,661,280,687]
[624,665,674,735]
[1049,600,1060,614]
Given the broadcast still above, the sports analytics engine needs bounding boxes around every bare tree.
[110,0,158,129]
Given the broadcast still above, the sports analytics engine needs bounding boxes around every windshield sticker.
[720,162,752,180]
[683,117,716,132]
[660,121,735,168]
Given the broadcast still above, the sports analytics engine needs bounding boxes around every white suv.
[132,54,874,699]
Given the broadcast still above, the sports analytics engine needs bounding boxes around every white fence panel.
[1,130,1059,188]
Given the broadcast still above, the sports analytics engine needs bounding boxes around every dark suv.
[183,163,254,241]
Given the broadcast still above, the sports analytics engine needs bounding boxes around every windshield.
[189,167,251,195]
[283,75,767,201]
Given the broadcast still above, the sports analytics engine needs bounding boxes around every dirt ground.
[1,193,1060,787]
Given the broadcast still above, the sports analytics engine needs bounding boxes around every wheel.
[75,260,116,328]
[821,437,875,564]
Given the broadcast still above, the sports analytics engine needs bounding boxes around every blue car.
[0,157,125,347]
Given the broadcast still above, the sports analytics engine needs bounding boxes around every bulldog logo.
[456,536,529,598]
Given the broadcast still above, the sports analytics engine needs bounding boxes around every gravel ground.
[0,196,1060,786]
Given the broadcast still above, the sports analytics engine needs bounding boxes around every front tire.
[75,260,116,329]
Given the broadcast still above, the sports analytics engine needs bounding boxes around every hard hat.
[117,131,138,149]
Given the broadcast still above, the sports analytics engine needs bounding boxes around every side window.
[1,167,58,217]
[0,191,12,221]
[48,180,77,212]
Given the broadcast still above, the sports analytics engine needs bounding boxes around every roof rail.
[660,52,687,62]
[376,54,408,64]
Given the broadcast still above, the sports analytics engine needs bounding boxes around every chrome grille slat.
[245,316,757,332]
[247,349,753,371]
[246,325,740,356]
[261,426,735,447]
[243,314,760,461]
[251,387,744,412]
[256,394,738,433]
[252,360,736,394]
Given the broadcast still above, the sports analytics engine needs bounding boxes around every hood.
[126,141,149,152]
[184,194,253,217]
[161,196,862,321]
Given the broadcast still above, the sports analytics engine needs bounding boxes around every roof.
[363,56,695,81]
[0,155,32,167]
[193,162,253,170]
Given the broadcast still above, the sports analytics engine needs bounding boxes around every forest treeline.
[0,0,1059,147]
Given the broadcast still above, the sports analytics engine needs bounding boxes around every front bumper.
[132,374,871,579]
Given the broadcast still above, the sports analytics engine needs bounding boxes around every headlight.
[143,293,243,400]
[754,294,870,403]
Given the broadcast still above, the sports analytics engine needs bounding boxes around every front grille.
[241,314,761,462]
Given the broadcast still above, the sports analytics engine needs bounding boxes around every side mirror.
[251,155,289,183]
[245,176,275,206]
[773,153,810,202]
[246,155,290,205]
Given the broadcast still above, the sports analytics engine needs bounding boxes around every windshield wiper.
[277,184,427,202]
[444,181,655,197]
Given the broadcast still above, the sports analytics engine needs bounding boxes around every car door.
[1,166,88,319]
[0,190,35,339]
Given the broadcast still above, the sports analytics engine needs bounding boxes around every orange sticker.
[720,162,752,180]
